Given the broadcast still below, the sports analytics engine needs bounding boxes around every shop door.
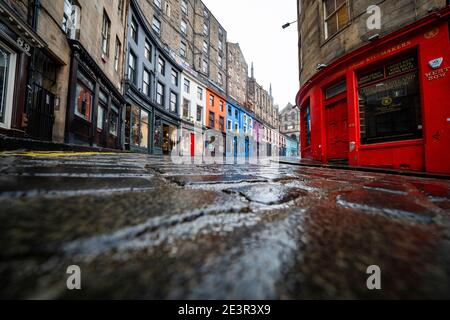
[233,137,238,158]
[190,133,195,157]
[326,100,349,160]
[27,85,55,141]
[162,124,170,155]
[245,137,250,159]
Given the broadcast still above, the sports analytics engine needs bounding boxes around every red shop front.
[296,7,450,175]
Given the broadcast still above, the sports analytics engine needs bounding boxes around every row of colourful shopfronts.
[120,0,284,160]
[296,8,450,174]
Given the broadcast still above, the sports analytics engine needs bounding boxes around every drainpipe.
[25,0,40,129]
[30,0,40,31]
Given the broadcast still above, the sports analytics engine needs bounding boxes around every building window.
[101,10,111,56]
[109,103,119,136]
[165,2,171,16]
[154,0,161,9]
[209,94,214,106]
[323,0,349,40]
[170,91,178,113]
[202,59,208,73]
[219,116,224,131]
[184,79,190,93]
[114,37,121,72]
[219,101,224,112]
[197,87,203,100]
[156,82,165,106]
[208,111,215,128]
[158,57,165,75]
[128,51,137,84]
[130,17,138,43]
[235,109,238,118]
[182,99,190,119]
[180,41,187,59]
[202,41,208,53]
[218,73,223,85]
[118,0,125,20]
[62,0,81,39]
[203,23,208,36]
[181,0,188,15]
[227,120,232,130]
[218,40,223,52]
[181,20,188,35]
[196,105,202,122]
[171,69,178,86]
[234,123,238,133]
[143,69,151,96]
[74,73,94,122]
[152,16,161,35]
[218,55,222,67]
[358,54,422,144]
[145,40,152,61]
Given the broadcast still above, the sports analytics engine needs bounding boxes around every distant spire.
[269,84,272,98]
[251,62,254,79]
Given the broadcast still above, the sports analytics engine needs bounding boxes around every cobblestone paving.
[0,152,449,299]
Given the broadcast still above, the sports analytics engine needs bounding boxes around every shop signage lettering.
[386,57,417,77]
[352,41,412,68]
[425,67,449,81]
[358,68,384,85]
[360,73,417,96]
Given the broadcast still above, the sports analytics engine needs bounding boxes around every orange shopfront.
[296,8,450,175]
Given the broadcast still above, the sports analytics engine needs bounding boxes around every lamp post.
[282,20,297,29]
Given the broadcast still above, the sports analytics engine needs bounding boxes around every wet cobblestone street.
[1,152,450,299]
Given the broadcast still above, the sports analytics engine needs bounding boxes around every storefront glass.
[358,54,422,144]
[75,71,95,122]
[131,105,140,146]
[0,47,10,124]
[140,110,149,149]
[154,116,162,148]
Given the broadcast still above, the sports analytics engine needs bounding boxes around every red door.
[190,133,195,157]
[326,100,349,160]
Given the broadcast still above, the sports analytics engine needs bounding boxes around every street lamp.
[282,20,297,29]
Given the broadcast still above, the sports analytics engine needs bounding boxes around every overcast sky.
[202,0,299,111]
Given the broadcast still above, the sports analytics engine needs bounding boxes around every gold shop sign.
[425,67,449,81]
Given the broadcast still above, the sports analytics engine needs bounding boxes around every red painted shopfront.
[296,8,450,175]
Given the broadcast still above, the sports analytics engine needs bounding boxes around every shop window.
[358,54,422,144]
[154,116,162,148]
[325,79,346,99]
[0,46,15,127]
[323,0,349,40]
[303,100,311,147]
[131,105,140,146]
[140,110,149,148]
[97,90,108,130]
[109,103,119,136]
[75,76,94,122]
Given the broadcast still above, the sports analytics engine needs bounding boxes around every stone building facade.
[138,0,227,95]
[279,102,300,143]
[247,64,279,130]
[226,42,248,107]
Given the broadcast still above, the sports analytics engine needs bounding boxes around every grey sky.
[202,0,299,111]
